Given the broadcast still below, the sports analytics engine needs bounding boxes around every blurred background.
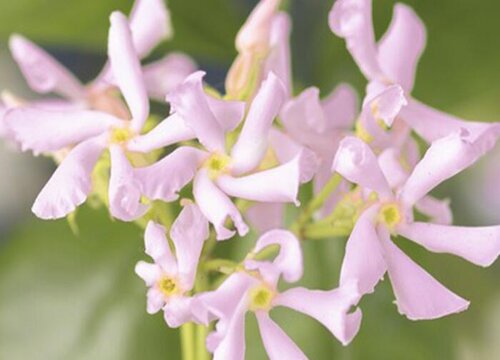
[0,0,499,359]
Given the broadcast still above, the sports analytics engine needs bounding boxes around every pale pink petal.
[170,203,209,289]
[108,11,149,132]
[146,287,165,314]
[108,145,149,221]
[400,130,497,207]
[3,107,119,155]
[321,83,358,130]
[206,96,246,132]
[377,4,426,92]
[129,0,172,58]
[332,136,393,199]
[364,84,407,127]
[217,154,302,205]
[414,196,452,225]
[144,221,177,275]
[329,0,383,81]
[246,202,284,233]
[163,296,194,328]
[397,222,500,267]
[193,169,249,240]
[166,71,225,152]
[135,261,161,287]
[340,205,386,295]
[126,113,196,153]
[255,312,307,360]
[143,53,197,101]
[378,227,470,320]
[134,146,205,201]
[32,135,106,219]
[9,34,85,100]
[275,281,362,346]
[230,72,286,175]
[378,148,409,189]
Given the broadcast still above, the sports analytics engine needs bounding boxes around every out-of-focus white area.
[0,46,51,235]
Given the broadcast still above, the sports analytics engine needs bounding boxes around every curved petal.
[329,0,383,81]
[166,71,225,152]
[378,227,470,320]
[146,287,165,314]
[143,53,197,101]
[377,4,426,92]
[170,203,209,290]
[414,196,452,225]
[255,312,307,360]
[135,261,161,286]
[32,135,106,219]
[275,281,362,346]
[4,107,119,155]
[144,221,177,275]
[364,84,407,128]
[378,148,410,189]
[108,11,149,132]
[193,169,249,240]
[246,202,284,233]
[332,136,393,199]
[206,96,246,133]
[321,83,358,130]
[9,34,85,100]
[230,72,286,175]
[109,145,149,221]
[134,146,205,201]
[397,222,500,267]
[217,154,302,205]
[400,130,498,207]
[163,296,194,328]
[340,205,387,295]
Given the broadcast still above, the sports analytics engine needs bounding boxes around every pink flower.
[192,230,362,359]
[135,202,209,327]
[332,136,500,320]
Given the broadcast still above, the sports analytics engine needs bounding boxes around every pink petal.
[127,113,196,153]
[329,0,383,81]
[108,145,149,221]
[377,4,426,92]
[340,206,387,295]
[163,296,194,328]
[275,281,362,346]
[144,221,177,275]
[143,53,197,101]
[170,203,209,289]
[193,169,249,240]
[206,96,246,133]
[108,12,149,132]
[397,222,500,267]
[321,83,358,130]
[332,136,393,199]
[129,0,172,58]
[246,202,284,233]
[377,148,410,189]
[378,227,470,320]
[166,71,226,152]
[134,146,205,202]
[9,34,85,100]
[230,72,286,175]
[414,196,452,225]
[363,84,407,128]
[32,135,106,219]
[135,261,161,287]
[3,107,119,155]
[146,287,165,314]
[217,154,302,205]
[255,312,307,360]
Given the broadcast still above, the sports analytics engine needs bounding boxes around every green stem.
[302,223,352,240]
[194,271,211,360]
[204,259,239,274]
[181,322,195,360]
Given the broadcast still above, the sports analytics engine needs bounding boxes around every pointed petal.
[340,206,387,295]
[206,96,246,132]
[378,227,470,320]
[135,261,161,286]
[397,222,500,267]
[170,203,209,290]
[163,296,194,328]
[321,83,358,130]
[166,71,225,152]
[9,34,85,100]
[246,202,284,233]
[329,0,383,81]
[193,169,249,240]
[134,146,205,201]
[332,136,392,199]
[108,145,149,221]
[143,53,197,101]
[377,4,426,92]
[144,221,177,275]
[32,136,106,219]
[275,282,362,346]
[414,196,452,225]
[109,11,149,132]
[230,72,286,175]
[3,107,119,155]
[256,312,307,360]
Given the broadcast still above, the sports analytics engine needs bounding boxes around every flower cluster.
[1,0,499,359]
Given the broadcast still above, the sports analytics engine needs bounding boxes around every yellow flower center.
[158,277,179,297]
[110,127,134,144]
[249,284,275,311]
[204,153,232,179]
[379,203,402,229]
